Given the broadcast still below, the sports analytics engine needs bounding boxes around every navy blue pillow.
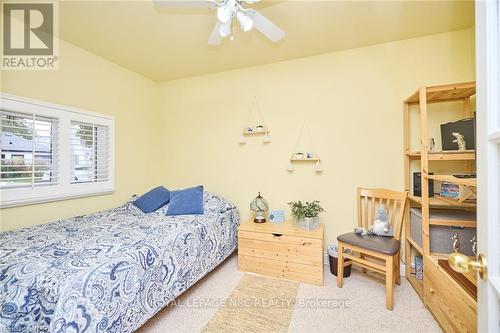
[166,185,204,216]
[133,186,170,213]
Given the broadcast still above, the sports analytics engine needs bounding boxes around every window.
[0,94,114,207]
[1,111,58,189]
[70,122,110,184]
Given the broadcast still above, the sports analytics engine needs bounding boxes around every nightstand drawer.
[238,254,323,285]
[239,237,323,266]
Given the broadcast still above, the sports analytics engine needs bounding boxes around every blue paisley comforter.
[0,192,240,333]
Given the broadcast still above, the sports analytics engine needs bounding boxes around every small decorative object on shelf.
[429,138,436,151]
[287,200,324,231]
[294,152,304,160]
[452,132,467,151]
[470,236,477,256]
[250,192,269,223]
[268,210,285,223]
[451,233,461,253]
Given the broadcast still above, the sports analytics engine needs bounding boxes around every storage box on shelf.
[403,82,477,332]
[410,208,476,255]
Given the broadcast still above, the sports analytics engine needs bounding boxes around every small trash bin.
[327,244,351,278]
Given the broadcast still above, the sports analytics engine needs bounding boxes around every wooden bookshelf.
[403,82,477,318]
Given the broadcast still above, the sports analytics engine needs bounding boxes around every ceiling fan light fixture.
[217,5,232,23]
[219,21,231,37]
[236,11,253,32]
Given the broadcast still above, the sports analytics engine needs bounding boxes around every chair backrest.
[357,188,408,240]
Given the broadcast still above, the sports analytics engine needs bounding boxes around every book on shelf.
[415,256,423,280]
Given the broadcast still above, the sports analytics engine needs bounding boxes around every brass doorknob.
[448,252,488,280]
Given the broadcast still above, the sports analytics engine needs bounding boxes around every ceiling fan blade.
[245,9,285,42]
[153,0,218,8]
[208,22,223,45]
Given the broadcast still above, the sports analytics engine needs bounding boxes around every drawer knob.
[429,287,435,294]
[272,233,283,237]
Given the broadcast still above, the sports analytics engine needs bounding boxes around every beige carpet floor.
[138,253,441,333]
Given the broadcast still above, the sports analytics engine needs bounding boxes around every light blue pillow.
[166,185,204,216]
[133,186,170,213]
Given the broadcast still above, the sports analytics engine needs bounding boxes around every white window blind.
[70,121,109,184]
[1,94,114,208]
[1,110,58,188]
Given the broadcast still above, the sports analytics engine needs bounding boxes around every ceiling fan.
[154,0,285,45]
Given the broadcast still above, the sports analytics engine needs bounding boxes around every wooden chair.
[337,188,408,310]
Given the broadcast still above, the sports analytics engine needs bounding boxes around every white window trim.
[0,93,115,208]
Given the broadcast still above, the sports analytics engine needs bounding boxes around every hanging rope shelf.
[238,97,271,144]
[287,122,322,173]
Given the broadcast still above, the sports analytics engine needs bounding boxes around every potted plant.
[287,200,324,230]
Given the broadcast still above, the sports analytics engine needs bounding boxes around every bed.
[0,191,240,333]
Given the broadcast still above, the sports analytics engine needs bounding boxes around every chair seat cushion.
[337,232,400,255]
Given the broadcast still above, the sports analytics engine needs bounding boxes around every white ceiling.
[58,0,474,82]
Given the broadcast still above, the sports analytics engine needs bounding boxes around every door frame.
[476,0,500,331]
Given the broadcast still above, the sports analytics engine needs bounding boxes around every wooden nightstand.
[238,220,324,285]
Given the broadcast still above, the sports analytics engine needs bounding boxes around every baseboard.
[323,252,406,276]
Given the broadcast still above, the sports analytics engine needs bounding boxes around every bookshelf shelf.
[408,195,476,208]
[425,174,476,187]
[407,237,423,255]
[404,81,475,104]
[407,275,424,300]
[405,150,475,161]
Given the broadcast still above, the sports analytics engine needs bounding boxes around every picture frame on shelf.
[269,210,285,223]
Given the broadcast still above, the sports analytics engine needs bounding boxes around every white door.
[476,1,500,331]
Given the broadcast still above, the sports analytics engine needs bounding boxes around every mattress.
[0,192,240,332]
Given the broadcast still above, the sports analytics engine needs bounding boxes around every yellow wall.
[0,28,475,247]
[157,28,475,247]
[0,39,161,230]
